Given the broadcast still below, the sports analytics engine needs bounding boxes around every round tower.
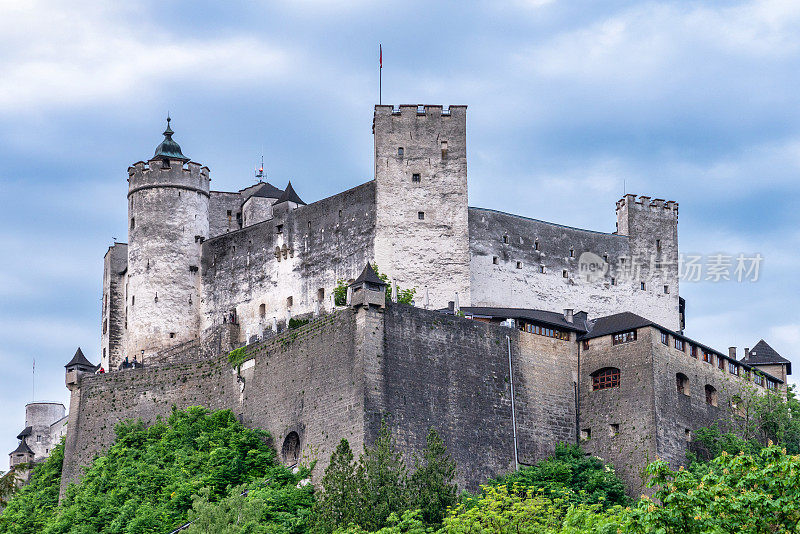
[125,117,210,361]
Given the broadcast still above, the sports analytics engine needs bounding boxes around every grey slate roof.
[251,182,284,199]
[459,307,589,332]
[578,312,656,340]
[275,181,306,205]
[743,340,792,375]
[351,262,386,287]
[16,426,32,440]
[65,347,94,369]
[11,439,33,456]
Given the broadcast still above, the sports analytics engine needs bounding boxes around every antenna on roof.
[255,154,265,181]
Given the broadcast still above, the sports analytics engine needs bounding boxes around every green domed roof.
[153,116,189,161]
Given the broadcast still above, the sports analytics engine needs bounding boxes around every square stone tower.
[372,105,471,309]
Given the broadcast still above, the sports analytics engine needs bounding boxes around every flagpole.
[379,44,382,105]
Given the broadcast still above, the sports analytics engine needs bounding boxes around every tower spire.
[153,115,188,161]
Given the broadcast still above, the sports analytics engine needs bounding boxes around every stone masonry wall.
[579,328,659,496]
[200,182,376,345]
[376,304,576,490]
[61,310,365,496]
[373,105,471,310]
[101,243,128,371]
[469,206,680,331]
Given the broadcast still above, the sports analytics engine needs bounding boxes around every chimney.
[744,347,750,359]
[564,309,574,323]
[729,347,736,360]
[448,301,455,312]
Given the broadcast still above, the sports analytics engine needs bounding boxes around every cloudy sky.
[1,0,799,465]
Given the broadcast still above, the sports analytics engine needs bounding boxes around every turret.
[349,262,387,309]
[125,117,210,360]
[65,347,96,390]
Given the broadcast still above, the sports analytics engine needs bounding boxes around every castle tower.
[616,194,680,331]
[372,105,471,309]
[125,118,210,361]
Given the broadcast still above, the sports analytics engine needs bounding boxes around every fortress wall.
[469,207,680,330]
[238,309,365,473]
[209,191,244,237]
[579,326,769,496]
[61,309,364,496]
[201,181,376,345]
[100,243,127,371]
[649,330,769,470]
[60,355,239,496]
[375,304,576,490]
[578,328,660,496]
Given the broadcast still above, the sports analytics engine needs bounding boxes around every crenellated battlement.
[127,158,210,197]
[374,104,466,118]
[616,193,679,216]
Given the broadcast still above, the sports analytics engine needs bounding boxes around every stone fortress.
[8,104,793,496]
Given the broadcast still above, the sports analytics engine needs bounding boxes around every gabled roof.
[578,312,655,341]
[274,181,306,205]
[743,340,792,375]
[65,347,94,369]
[458,307,589,332]
[351,262,386,287]
[11,439,33,456]
[16,426,32,440]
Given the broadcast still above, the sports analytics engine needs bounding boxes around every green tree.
[357,421,410,531]
[0,407,280,534]
[624,444,800,533]
[0,469,18,508]
[408,429,457,526]
[0,442,64,534]
[488,443,629,509]
[313,439,361,533]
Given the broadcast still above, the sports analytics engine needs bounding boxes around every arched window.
[591,367,620,391]
[705,385,717,406]
[676,373,690,396]
[282,431,301,464]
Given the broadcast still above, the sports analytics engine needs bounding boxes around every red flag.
[379,45,382,69]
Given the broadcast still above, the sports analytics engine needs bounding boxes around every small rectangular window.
[130,217,135,230]
[492,256,499,265]
[611,277,616,286]
[516,261,522,269]
[580,428,591,441]
[317,288,325,301]
[609,424,619,436]
[674,338,685,351]
[661,332,668,345]
[169,332,176,338]
[259,303,266,317]
[539,265,545,273]
[685,429,691,441]
[613,330,637,345]
[412,173,421,183]
[276,224,283,234]
[728,362,739,375]
[503,235,509,244]
[641,281,646,290]
[534,241,540,251]
[691,345,698,358]
[582,340,589,350]
[418,211,425,220]
[441,141,448,158]
[656,239,661,251]
[570,248,575,258]
[287,296,293,308]
[562,270,568,278]
[664,285,670,294]
[227,210,232,217]
[398,147,404,157]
